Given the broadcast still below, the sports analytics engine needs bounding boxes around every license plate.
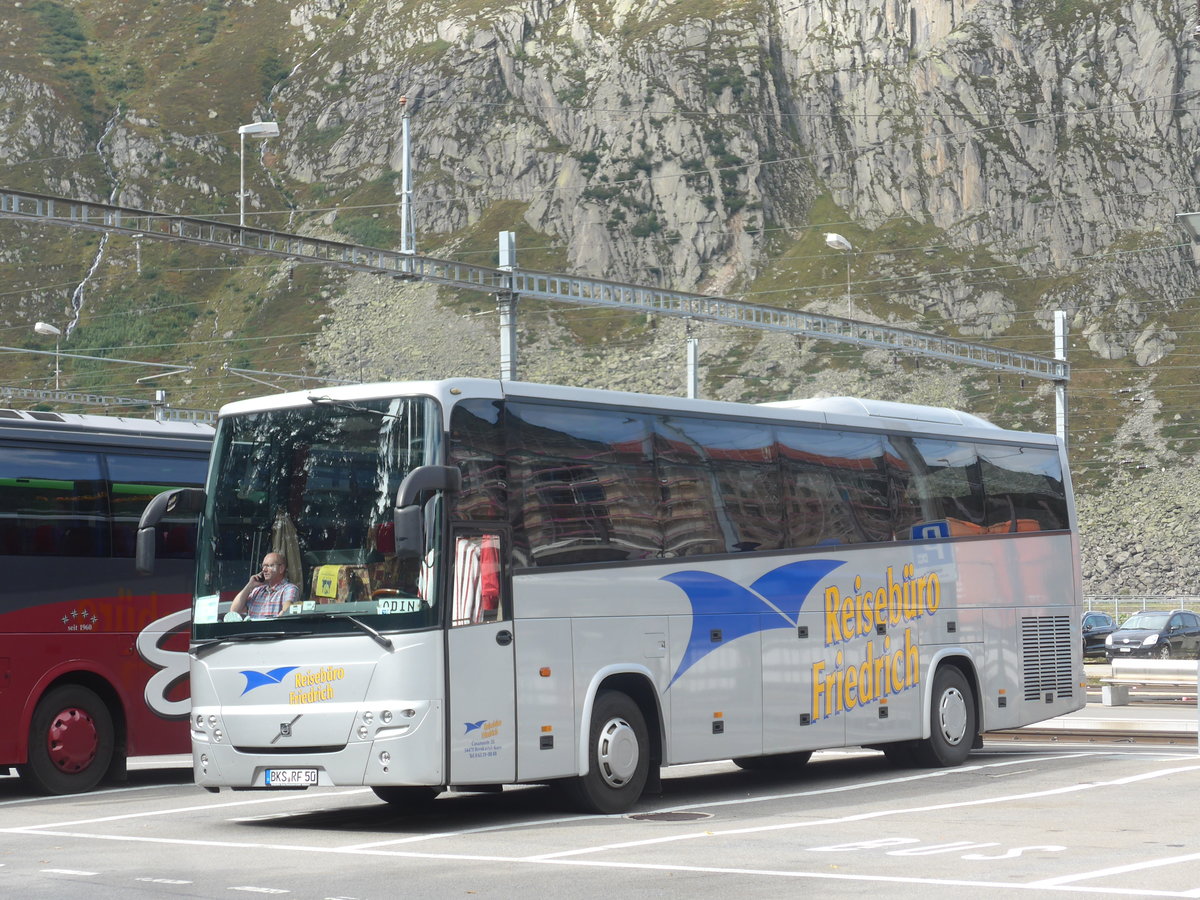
[265,768,318,787]
[1118,647,1131,653]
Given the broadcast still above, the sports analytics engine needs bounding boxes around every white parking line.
[7,754,1200,897]
[230,888,290,894]
[40,868,99,876]
[6,788,371,831]
[0,781,191,807]
[10,824,1200,896]
[1027,850,1200,889]
[523,760,1200,861]
[339,753,1094,851]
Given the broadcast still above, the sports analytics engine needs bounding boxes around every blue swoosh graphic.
[240,666,299,695]
[464,720,487,734]
[662,559,843,686]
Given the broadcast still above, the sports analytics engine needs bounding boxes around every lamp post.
[238,121,280,227]
[34,321,62,391]
[824,232,853,317]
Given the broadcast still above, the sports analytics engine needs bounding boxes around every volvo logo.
[271,715,302,744]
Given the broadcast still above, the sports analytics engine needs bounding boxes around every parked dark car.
[1082,611,1116,658]
[1105,609,1200,661]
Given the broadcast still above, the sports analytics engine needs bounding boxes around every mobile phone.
[253,573,266,583]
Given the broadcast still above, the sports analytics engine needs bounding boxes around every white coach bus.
[137,378,1082,813]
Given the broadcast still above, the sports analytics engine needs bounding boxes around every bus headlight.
[358,725,369,740]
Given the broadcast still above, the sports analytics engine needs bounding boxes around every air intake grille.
[1021,615,1073,701]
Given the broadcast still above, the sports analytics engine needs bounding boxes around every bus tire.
[371,785,440,809]
[912,665,976,768]
[881,742,917,767]
[731,751,812,772]
[564,690,649,814]
[19,685,115,795]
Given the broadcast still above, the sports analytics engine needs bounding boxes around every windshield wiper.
[319,614,394,652]
[192,631,311,658]
[306,395,406,422]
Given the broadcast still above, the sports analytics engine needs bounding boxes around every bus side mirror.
[392,465,461,558]
[135,487,206,575]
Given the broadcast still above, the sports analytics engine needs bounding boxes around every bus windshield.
[192,396,442,638]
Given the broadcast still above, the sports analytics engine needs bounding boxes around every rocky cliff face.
[1,0,1199,594]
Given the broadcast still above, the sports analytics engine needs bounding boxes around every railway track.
[984,726,1198,747]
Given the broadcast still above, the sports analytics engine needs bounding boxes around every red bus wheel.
[19,685,115,795]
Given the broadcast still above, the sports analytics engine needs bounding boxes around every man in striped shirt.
[229,551,299,619]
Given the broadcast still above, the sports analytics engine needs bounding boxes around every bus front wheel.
[19,685,115,795]
[371,785,440,809]
[912,666,976,768]
[564,690,649,814]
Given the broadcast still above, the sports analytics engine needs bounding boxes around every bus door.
[445,529,515,784]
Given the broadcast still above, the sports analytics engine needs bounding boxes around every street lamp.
[824,232,853,316]
[1176,212,1200,240]
[238,121,280,227]
[34,321,62,391]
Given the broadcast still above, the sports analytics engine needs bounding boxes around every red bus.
[0,408,211,793]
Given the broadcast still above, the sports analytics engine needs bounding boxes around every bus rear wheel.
[732,751,812,772]
[912,666,976,768]
[19,685,115,795]
[563,690,649,814]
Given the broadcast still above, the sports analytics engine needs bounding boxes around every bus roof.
[759,397,999,429]
[0,408,214,445]
[216,378,1058,446]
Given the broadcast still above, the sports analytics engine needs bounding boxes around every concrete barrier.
[1101,658,1200,706]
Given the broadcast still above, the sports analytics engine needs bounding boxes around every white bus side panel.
[513,617,578,782]
[981,607,1020,731]
[762,607,846,754]
[666,623,763,764]
[512,532,1079,773]
[571,615,671,725]
[447,620,516,784]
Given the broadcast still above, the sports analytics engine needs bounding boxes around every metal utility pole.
[1055,310,1068,448]
[497,231,518,381]
[398,97,415,256]
[685,321,699,399]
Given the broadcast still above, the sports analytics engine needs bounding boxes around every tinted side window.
[655,416,781,556]
[107,453,208,558]
[448,399,507,522]
[978,444,1068,531]
[825,430,895,544]
[778,427,882,547]
[507,402,657,566]
[0,447,109,557]
[900,438,986,537]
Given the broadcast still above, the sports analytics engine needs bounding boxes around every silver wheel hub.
[596,716,639,788]
[937,687,968,746]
